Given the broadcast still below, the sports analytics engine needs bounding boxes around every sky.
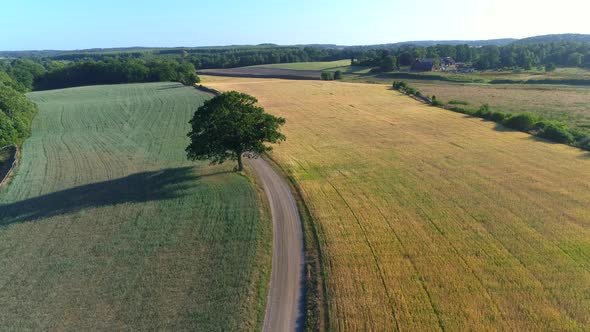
[1,0,589,50]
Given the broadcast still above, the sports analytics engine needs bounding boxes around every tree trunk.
[237,152,244,171]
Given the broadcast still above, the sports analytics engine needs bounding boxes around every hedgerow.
[392,80,590,151]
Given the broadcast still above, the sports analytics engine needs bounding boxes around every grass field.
[410,82,590,134]
[253,59,352,71]
[0,82,270,330]
[205,76,590,331]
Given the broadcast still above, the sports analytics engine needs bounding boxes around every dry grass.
[205,76,590,331]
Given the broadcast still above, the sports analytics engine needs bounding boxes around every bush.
[490,111,508,123]
[321,72,334,81]
[392,81,409,91]
[536,122,575,144]
[503,113,539,132]
[333,70,342,80]
[475,104,492,119]
[448,100,469,105]
[431,99,444,107]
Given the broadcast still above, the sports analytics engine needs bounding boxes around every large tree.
[186,91,286,171]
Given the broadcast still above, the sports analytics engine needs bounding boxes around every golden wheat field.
[204,76,590,331]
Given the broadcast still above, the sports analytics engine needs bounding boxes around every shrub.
[334,70,342,80]
[490,111,508,123]
[537,122,575,144]
[431,99,444,107]
[503,113,539,132]
[321,72,334,81]
[475,104,492,119]
[392,81,409,91]
[448,100,469,105]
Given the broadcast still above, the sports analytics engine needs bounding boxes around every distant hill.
[513,33,590,44]
[2,34,589,58]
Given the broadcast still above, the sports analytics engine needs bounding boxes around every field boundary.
[194,84,222,95]
[198,69,320,81]
[0,144,19,189]
[263,153,329,332]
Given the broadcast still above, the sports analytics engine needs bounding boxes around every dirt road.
[248,156,304,332]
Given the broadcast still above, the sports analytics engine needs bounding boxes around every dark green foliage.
[392,81,424,99]
[448,100,469,105]
[475,104,492,119]
[34,58,200,90]
[321,72,334,80]
[503,113,539,131]
[535,121,575,144]
[490,111,508,123]
[545,63,556,72]
[380,55,398,72]
[186,91,286,171]
[333,70,343,80]
[0,83,38,146]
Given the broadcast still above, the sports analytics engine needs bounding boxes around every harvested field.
[205,76,590,331]
[0,82,270,330]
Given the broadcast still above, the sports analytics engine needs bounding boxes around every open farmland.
[410,82,590,134]
[0,83,270,330]
[251,60,352,71]
[199,59,367,80]
[205,76,590,331]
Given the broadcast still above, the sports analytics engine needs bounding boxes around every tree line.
[0,82,37,147]
[351,42,590,70]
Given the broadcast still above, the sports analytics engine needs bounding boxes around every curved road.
[248,157,305,332]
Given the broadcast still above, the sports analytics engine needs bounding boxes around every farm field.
[205,76,590,331]
[412,82,590,134]
[199,60,368,80]
[252,59,352,71]
[0,83,270,330]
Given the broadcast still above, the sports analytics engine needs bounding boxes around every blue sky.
[1,0,589,50]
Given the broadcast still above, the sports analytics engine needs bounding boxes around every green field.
[254,59,353,71]
[0,83,270,330]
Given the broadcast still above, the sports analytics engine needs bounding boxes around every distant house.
[410,59,435,72]
[441,57,456,66]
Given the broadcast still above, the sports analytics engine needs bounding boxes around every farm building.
[411,57,457,71]
[410,58,435,71]
[441,57,456,66]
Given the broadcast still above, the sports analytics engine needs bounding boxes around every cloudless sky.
[1,0,589,50]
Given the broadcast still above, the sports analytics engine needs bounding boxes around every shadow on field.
[157,84,184,90]
[0,167,224,225]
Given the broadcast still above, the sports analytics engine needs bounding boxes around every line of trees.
[0,82,38,147]
[392,81,590,151]
[352,42,590,71]
[34,58,199,90]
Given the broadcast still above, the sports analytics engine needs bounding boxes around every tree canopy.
[186,91,286,171]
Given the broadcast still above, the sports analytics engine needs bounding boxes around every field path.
[248,156,304,332]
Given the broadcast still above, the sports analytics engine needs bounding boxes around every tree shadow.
[157,83,184,90]
[0,167,226,226]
